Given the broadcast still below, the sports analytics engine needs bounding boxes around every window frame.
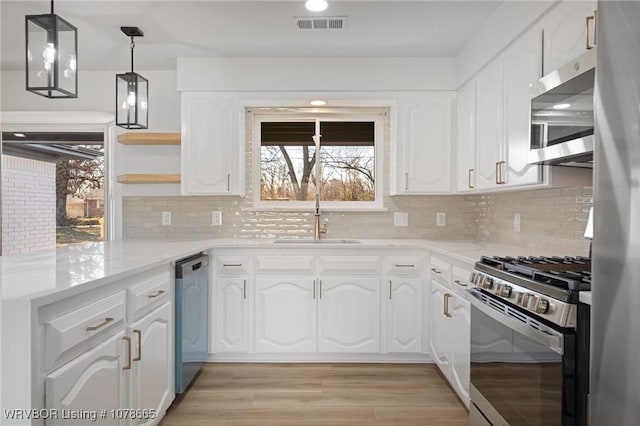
[252,112,384,211]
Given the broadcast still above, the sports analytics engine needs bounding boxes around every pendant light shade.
[116,27,148,129]
[25,0,78,98]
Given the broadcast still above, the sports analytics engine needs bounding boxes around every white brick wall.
[1,155,56,255]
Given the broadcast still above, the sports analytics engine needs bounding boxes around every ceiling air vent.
[295,16,347,30]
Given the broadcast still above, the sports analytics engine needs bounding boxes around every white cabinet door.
[428,280,451,377]
[449,294,471,408]
[475,58,504,190]
[318,277,381,353]
[46,331,127,426]
[455,81,477,192]
[542,0,598,75]
[181,93,242,195]
[503,25,544,188]
[129,302,173,426]
[255,277,316,352]
[386,277,422,353]
[215,276,249,352]
[396,94,454,194]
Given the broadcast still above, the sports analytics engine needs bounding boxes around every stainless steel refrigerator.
[592,0,640,424]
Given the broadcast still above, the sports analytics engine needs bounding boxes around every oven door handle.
[468,291,565,355]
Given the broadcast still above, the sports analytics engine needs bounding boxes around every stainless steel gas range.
[468,256,591,426]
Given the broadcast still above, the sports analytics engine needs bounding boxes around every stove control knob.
[516,292,530,307]
[534,298,550,314]
[482,277,494,290]
[470,273,478,285]
[499,285,513,298]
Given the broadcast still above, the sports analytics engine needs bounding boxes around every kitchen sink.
[273,239,361,244]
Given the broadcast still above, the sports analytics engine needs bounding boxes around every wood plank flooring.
[160,363,469,426]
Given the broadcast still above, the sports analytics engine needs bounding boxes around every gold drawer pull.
[86,317,114,331]
[222,263,243,267]
[431,268,441,274]
[454,279,468,287]
[444,293,453,318]
[133,330,142,362]
[147,290,165,299]
[122,336,132,370]
[395,264,415,268]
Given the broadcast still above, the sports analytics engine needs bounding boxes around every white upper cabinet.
[502,25,544,188]
[455,81,477,192]
[542,0,598,75]
[393,93,454,194]
[475,59,504,190]
[181,93,243,195]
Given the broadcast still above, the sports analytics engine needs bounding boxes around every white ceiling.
[0,0,502,71]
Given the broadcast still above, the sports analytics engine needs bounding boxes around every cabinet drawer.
[430,255,452,285]
[216,256,251,275]
[255,255,314,275]
[127,271,171,319]
[452,265,473,292]
[384,255,426,275]
[45,291,126,371]
[318,256,381,275]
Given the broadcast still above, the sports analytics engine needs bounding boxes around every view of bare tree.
[56,146,104,225]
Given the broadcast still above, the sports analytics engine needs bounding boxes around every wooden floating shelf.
[117,132,181,145]
[117,174,181,184]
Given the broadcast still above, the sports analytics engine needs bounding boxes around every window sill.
[248,206,389,213]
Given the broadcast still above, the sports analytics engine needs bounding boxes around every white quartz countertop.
[0,238,565,303]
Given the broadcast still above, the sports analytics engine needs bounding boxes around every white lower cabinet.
[318,278,381,353]
[215,276,249,352]
[254,277,317,352]
[46,331,127,425]
[386,276,422,353]
[128,302,173,426]
[42,266,175,426]
[429,279,471,408]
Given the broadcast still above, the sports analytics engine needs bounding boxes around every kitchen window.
[253,112,384,210]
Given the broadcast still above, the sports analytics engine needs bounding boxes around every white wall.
[177,57,456,92]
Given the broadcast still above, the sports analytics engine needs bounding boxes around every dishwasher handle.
[176,254,209,279]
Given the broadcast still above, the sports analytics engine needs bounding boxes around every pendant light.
[25,0,78,98]
[115,27,148,129]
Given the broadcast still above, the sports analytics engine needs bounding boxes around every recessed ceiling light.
[309,100,327,106]
[305,0,328,12]
[552,103,571,110]
[13,133,26,138]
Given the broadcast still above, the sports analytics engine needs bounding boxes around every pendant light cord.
[51,0,54,14]
[130,37,135,73]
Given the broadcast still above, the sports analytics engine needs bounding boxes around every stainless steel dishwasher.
[175,254,209,394]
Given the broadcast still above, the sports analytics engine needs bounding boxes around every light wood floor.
[160,363,469,426]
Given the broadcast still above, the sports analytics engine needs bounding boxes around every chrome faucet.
[314,193,327,240]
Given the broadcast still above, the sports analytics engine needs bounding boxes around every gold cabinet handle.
[405,172,409,191]
[122,336,132,370]
[454,279,468,287]
[319,280,323,299]
[243,280,247,300]
[389,280,392,300]
[313,280,316,299]
[147,290,165,299]
[468,169,474,189]
[501,161,507,184]
[395,264,415,268]
[431,268,441,274]
[444,293,453,318]
[586,14,595,50]
[227,174,231,191]
[593,10,597,47]
[223,263,243,267]
[86,317,114,331]
[133,329,142,362]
